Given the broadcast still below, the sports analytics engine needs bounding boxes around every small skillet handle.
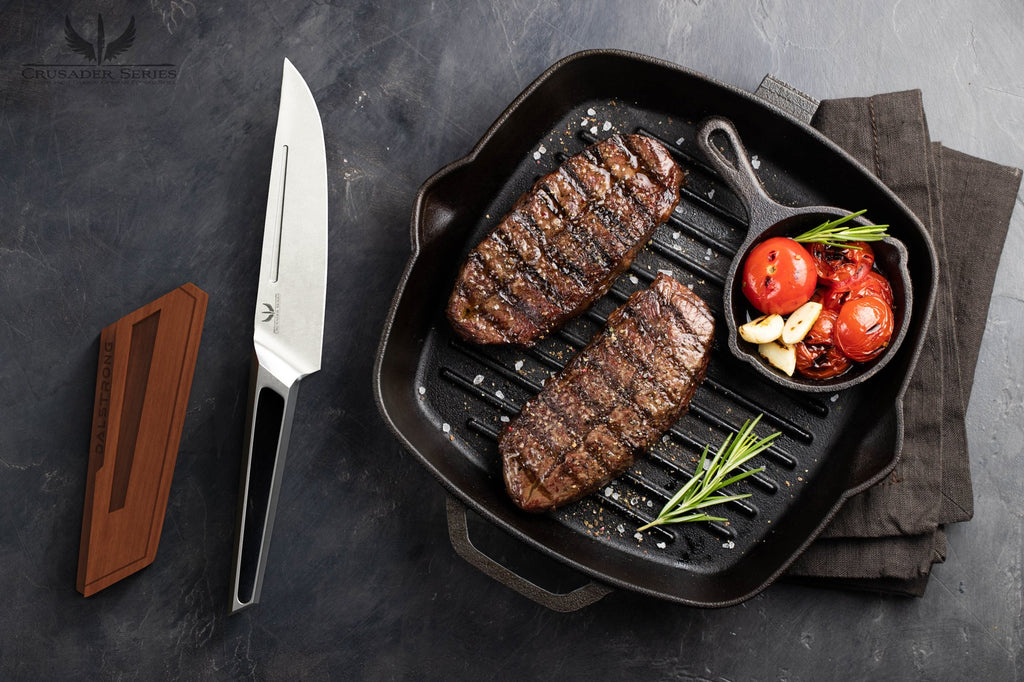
[445,496,612,612]
[696,117,774,216]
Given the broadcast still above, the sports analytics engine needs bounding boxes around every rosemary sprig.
[792,210,890,248]
[638,415,779,531]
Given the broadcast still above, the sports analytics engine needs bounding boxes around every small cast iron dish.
[696,116,912,393]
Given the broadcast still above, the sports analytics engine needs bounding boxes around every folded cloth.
[785,90,1022,595]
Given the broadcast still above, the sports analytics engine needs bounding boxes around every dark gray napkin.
[785,90,1021,595]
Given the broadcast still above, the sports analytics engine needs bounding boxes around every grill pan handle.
[445,496,612,612]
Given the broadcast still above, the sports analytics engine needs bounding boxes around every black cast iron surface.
[375,50,936,607]
[1,1,1022,679]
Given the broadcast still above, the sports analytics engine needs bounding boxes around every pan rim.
[373,48,938,607]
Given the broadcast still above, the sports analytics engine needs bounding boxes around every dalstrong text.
[93,340,115,461]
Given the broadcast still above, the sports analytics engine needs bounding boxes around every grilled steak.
[500,274,715,512]
[447,134,684,346]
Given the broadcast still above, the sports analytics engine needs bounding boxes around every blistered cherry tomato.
[845,270,894,308]
[819,271,894,311]
[810,241,874,291]
[795,309,852,380]
[834,295,894,362]
[742,237,817,315]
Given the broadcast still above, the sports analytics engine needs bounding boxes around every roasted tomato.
[834,295,894,362]
[795,309,852,380]
[810,241,874,291]
[845,270,894,308]
[741,237,817,315]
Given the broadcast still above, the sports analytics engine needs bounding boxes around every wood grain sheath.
[76,283,208,596]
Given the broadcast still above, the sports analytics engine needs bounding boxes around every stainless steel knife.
[229,58,327,614]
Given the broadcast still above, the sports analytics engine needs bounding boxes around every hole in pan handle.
[445,497,612,612]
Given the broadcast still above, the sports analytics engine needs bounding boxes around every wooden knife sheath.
[76,283,208,596]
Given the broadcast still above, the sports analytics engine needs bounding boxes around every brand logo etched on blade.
[259,294,280,334]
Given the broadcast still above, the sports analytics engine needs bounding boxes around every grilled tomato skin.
[795,309,852,380]
[834,295,894,362]
[819,270,894,311]
[742,237,817,315]
[809,241,875,291]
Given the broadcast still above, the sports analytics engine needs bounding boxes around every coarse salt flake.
[658,269,673,277]
[590,125,598,135]
[675,136,685,145]
[500,415,510,423]
[418,386,426,395]
[751,155,761,169]
[656,541,667,549]
[830,394,840,402]
[539,145,546,153]
[473,374,484,385]
[672,231,680,240]
[708,188,716,199]
[495,390,504,399]
[533,151,541,160]
[647,500,654,508]
[629,275,639,285]
[602,121,612,131]
[514,360,524,371]
[442,423,451,433]
[722,540,736,549]
[587,107,596,116]
[604,487,614,496]
[634,532,644,541]
[616,524,625,534]
[611,492,620,501]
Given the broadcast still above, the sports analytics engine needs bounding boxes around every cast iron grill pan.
[374,50,937,607]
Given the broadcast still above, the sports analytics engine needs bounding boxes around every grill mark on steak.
[448,134,683,346]
[529,397,611,492]
[502,212,589,295]
[546,171,636,264]
[510,212,589,290]
[554,161,634,248]
[501,274,714,512]
[593,140,660,230]
[488,227,572,314]
[538,184,627,265]
[464,245,554,334]
[525,191,615,281]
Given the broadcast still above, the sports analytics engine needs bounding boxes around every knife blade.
[229,58,327,614]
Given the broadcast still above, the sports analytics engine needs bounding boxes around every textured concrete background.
[1,1,1021,679]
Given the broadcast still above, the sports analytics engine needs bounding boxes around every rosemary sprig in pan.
[792,209,890,248]
[638,415,780,531]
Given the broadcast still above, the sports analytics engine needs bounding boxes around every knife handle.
[229,354,300,613]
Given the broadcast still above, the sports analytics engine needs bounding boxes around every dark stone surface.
[1,1,1021,679]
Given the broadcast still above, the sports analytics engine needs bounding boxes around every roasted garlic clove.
[739,314,784,344]
[781,301,823,345]
[758,339,797,376]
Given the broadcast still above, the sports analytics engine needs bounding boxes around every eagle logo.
[65,14,136,65]
[261,303,276,323]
